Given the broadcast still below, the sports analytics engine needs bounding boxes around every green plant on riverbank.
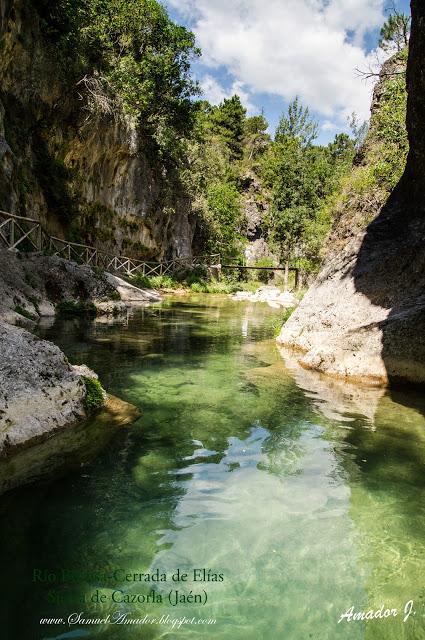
[14,305,38,321]
[57,300,97,315]
[132,272,265,294]
[267,307,296,336]
[83,376,105,412]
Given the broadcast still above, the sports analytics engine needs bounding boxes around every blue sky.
[164,0,410,144]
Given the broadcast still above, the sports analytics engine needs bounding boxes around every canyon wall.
[278,0,425,387]
[0,0,194,259]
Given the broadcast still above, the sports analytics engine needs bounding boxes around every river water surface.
[1,296,425,640]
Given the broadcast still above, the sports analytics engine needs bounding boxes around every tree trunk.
[297,270,303,291]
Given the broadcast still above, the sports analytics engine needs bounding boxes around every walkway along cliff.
[278,0,425,387]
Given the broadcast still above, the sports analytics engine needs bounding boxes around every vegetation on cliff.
[0,2,411,282]
[325,48,408,254]
[35,0,199,158]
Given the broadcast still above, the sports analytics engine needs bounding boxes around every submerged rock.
[0,394,140,494]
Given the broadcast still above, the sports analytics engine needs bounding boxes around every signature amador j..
[338,600,415,624]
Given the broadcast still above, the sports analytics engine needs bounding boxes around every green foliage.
[83,376,105,412]
[261,114,354,268]
[348,113,369,150]
[370,73,408,189]
[133,274,181,290]
[38,0,200,157]
[326,51,408,240]
[268,307,295,337]
[14,305,38,321]
[57,300,97,315]
[243,113,270,164]
[206,182,243,256]
[132,271,264,295]
[379,11,410,52]
[254,257,275,283]
[275,97,318,148]
[209,96,247,159]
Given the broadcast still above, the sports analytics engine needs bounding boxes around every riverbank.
[0,247,157,461]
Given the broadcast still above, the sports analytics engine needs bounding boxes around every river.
[1,296,425,639]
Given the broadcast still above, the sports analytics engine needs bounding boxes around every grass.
[266,307,296,337]
[27,295,41,315]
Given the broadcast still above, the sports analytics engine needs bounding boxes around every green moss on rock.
[83,376,105,412]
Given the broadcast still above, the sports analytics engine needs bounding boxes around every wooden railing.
[0,210,220,277]
[0,210,299,282]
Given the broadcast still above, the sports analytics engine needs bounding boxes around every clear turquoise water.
[1,296,425,640]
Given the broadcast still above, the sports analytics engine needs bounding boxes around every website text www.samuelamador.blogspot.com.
[40,612,217,629]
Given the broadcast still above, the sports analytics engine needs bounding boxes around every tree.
[348,113,369,151]
[41,0,200,153]
[206,182,242,255]
[275,97,318,148]
[243,113,270,160]
[209,95,247,159]
[379,10,411,52]
[261,126,354,280]
[328,133,355,163]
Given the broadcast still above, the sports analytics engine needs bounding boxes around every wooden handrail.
[0,210,41,224]
[0,210,297,275]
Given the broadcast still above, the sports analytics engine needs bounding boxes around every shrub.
[57,300,97,315]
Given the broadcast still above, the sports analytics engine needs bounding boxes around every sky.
[164,0,411,144]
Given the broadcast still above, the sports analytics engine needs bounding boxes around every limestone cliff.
[0,0,194,259]
[278,0,425,387]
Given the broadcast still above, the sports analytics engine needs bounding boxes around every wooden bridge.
[0,210,299,283]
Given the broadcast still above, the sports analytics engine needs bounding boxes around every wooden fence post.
[284,260,289,291]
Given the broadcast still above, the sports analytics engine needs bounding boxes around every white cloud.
[168,0,387,124]
[200,75,228,104]
[321,120,339,132]
[200,75,257,113]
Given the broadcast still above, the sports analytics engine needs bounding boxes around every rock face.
[0,247,161,324]
[105,273,162,305]
[0,321,87,452]
[0,246,155,456]
[0,247,114,324]
[278,1,425,387]
[0,0,194,259]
